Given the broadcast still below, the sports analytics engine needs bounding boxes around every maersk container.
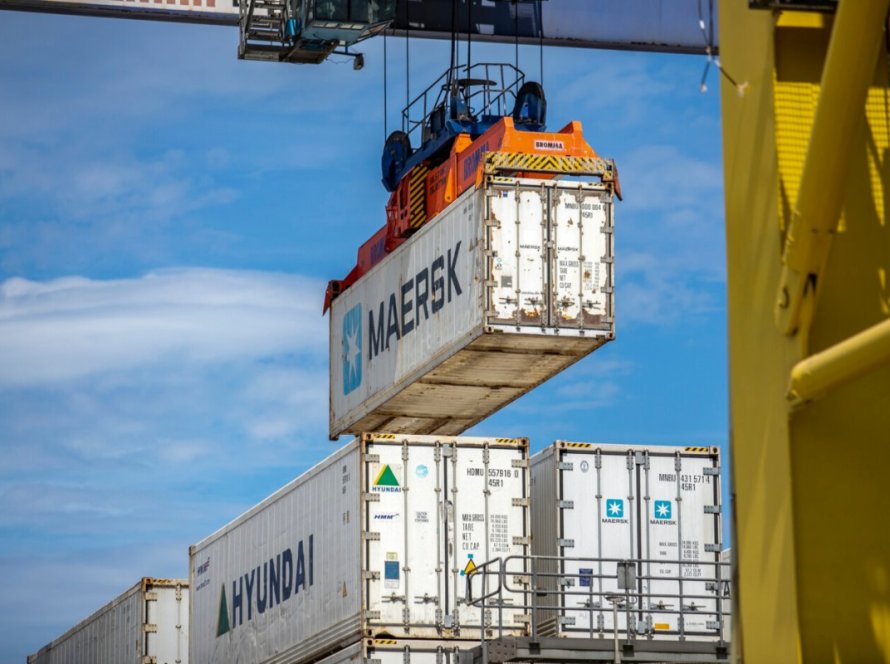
[530,442,725,642]
[330,176,614,439]
[314,638,476,664]
[189,433,530,664]
[27,578,188,664]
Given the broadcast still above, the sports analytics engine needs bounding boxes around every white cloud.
[0,268,326,386]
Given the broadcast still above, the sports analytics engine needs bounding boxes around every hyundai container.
[189,433,530,664]
[329,177,615,439]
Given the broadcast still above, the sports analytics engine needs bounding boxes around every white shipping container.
[530,442,725,642]
[330,177,615,439]
[27,578,188,664]
[189,434,530,664]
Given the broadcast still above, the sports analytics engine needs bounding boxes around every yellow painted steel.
[775,0,890,336]
[789,317,890,408]
[720,1,890,661]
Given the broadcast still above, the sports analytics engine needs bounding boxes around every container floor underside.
[348,333,611,436]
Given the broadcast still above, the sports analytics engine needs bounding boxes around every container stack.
[27,578,188,664]
[187,434,531,664]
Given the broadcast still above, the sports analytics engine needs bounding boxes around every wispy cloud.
[0,268,324,386]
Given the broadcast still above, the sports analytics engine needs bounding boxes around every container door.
[365,442,443,637]
[639,451,722,641]
[549,185,612,329]
[487,183,549,326]
[559,448,638,637]
[444,443,527,636]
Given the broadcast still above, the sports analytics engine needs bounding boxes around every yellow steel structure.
[720,1,890,661]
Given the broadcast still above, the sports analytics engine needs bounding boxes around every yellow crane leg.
[720,1,890,662]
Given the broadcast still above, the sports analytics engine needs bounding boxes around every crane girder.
[0,0,718,57]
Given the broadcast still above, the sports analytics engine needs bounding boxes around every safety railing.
[400,63,527,143]
[465,554,731,651]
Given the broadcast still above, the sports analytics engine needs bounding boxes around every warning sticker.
[385,552,400,589]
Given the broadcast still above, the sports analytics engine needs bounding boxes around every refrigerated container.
[330,177,615,439]
[27,578,188,664]
[530,442,725,642]
[189,433,530,664]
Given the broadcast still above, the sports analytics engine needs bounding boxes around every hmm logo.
[373,464,401,492]
[342,304,362,395]
[603,498,627,523]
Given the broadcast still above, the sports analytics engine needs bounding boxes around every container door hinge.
[143,624,158,634]
[366,658,383,664]
[144,591,158,601]
[367,610,382,620]
[363,493,381,502]
[558,538,575,548]
[703,467,720,476]
[558,462,574,471]
[142,657,157,664]
[512,497,530,507]
[706,620,722,630]
[558,500,574,509]
[363,570,381,581]
[366,454,381,463]
[705,544,722,553]
[513,613,532,624]
[559,616,577,626]
[363,531,381,541]
[560,577,575,588]
[513,536,531,546]
[511,458,529,469]
[704,505,721,514]
[596,614,605,631]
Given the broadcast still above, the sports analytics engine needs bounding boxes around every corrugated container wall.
[27,578,188,664]
[330,177,615,439]
[189,434,530,664]
[530,442,725,642]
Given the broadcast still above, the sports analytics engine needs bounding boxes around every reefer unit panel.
[530,442,724,643]
[27,578,188,664]
[330,177,614,439]
[189,434,530,664]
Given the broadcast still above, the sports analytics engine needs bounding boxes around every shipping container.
[329,176,615,439]
[27,578,188,664]
[189,433,530,664]
[313,638,477,664]
[530,442,726,642]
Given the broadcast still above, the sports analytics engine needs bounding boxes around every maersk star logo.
[654,500,672,520]
[606,499,624,518]
[342,304,362,395]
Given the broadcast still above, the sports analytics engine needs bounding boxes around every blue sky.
[0,12,725,663]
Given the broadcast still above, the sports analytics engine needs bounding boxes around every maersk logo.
[654,500,672,520]
[603,498,627,523]
[606,499,624,518]
[367,241,463,361]
[342,304,362,395]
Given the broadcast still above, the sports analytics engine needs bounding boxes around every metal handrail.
[466,554,732,644]
[400,63,527,143]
